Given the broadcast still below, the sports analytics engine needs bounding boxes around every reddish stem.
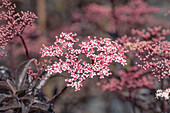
[28,77,36,88]
[45,86,68,104]
[18,35,30,60]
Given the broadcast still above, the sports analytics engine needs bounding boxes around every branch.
[18,35,30,60]
[45,86,68,104]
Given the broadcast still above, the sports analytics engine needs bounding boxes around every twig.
[18,35,30,60]
[45,86,68,104]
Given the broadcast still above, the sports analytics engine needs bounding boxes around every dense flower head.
[79,36,127,66]
[118,26,170,100]
[131,26,170,41]
[102,66,154,92]
[0,0,37,55]
[156,88,170,100]
[40,32,78,58]
[135,41,170,80]
[118,26,170,49]
[118,27,170,80]
[40,32,127,91]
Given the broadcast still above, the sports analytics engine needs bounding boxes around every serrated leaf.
[0,81,13,93]
[4,109,14,113]
[16,59,35,90]
[0,105,21,111]
[0,94,13,103]
[6,79,16,94]
[30,102,49,113]
[21,102,29,113]
[19,95,34,102]
[0,100,21,111]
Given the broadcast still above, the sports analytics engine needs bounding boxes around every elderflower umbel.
[40,32,127,91]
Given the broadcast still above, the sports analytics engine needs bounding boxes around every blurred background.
[0,0,170,113]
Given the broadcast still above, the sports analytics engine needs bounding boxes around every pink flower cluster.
[129,26,170,80]
[114,0,161,24]
[135,41,170,80]
[118,26,170,48]
[118,27,170,80]
[0,0,37,54]
[27,59,46,80]
[40,32,127,91]
[131,26,170,41]
[83,0,161,24]
[102,66,154,92]
[118,26,170,100]
[79,0,161,31]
